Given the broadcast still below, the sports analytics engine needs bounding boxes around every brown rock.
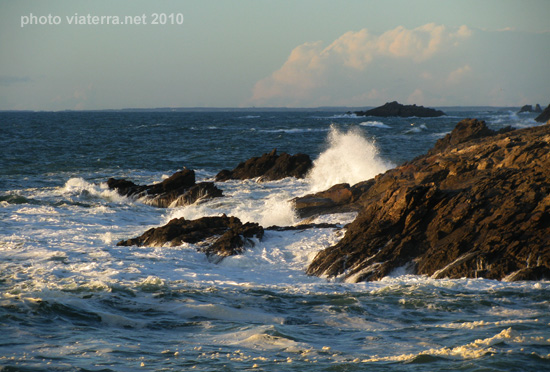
[307,119,550,282]
[535,103,550,123]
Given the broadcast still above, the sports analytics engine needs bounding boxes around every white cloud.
[249,24,472,106]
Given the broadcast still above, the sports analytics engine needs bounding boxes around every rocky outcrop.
[355,101,445,118]
[306,119,550,282]
[215,149,313,182]
[535,103,550,123]
[117,215,264,263]
[107,168,223,208]
[293,181,373,218]
[518,104,543,114]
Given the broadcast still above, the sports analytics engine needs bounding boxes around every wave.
[306,125,394,192]
[238,115,261,119]
[312,113,361,119]
[404,123,428,134]
[359,121,391,129]
[61,177,129,204]
[259,128,329,134]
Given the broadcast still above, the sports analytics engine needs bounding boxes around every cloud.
[447,64,472,84]
[249,24,472,106]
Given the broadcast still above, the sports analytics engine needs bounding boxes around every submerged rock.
[117,215,264,263]
[355,101,445,118]
[107,168,223,207]
[306,119,550,282]
[215,149,313,182]
[535,103,550,123]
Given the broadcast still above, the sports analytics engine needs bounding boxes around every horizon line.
[0,104,529,113]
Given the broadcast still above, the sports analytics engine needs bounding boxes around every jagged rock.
[215,149,313,182]
[518,104,543,114]
[107,168,223,207]
[518,105,534,113]
[535,103,550,123]
[355,101,445,118]
[427,118,513,155]
[117,215,264,262]
[306,119,550,282]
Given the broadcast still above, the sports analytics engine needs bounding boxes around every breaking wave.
[306,125,393,192]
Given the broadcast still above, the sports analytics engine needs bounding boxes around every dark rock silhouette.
[306,119,550,282]
[107,168,223,207]
[535,103,550,123]
[117,215,264,263]
[518,104,543,114]
[215,149,312,182]
[355,101,445,118]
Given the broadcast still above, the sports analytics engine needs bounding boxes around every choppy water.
[1,109,549,371]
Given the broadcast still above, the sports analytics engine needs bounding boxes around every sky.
[1,0,549,110]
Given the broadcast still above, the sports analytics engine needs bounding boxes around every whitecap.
[359,121,391,129]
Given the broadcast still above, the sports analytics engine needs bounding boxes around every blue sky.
[1,0,549,110]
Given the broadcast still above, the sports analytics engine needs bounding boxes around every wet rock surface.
[117,215,264,263]
[355,101,445,118]
[293,181,373,218]
[215,149,313,182]
[306,119,550,282]
[107,168,223,207]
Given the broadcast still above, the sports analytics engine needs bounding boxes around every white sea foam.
[61,177,129,204]
[164,178,305,227]
[306,125,393,192]
[359,121,391,129]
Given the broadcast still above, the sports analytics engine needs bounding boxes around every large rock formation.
[535,103,550,123]
[107,168,223,208]
[518,104,543,114]
[306,119,550,282]
[215,149,313,182]
[117,215,264,263]
[355,101,445,118]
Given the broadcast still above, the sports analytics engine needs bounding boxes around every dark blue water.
[1,109,548,371]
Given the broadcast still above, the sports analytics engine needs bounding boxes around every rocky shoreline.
[306,119,550,282]
[112,119,550,281]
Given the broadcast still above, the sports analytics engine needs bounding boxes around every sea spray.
[164,178,303,227]
[306,125,393,192]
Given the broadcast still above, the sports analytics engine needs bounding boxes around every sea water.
[1,109,548,371]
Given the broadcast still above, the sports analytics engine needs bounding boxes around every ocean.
[1,109,549,371]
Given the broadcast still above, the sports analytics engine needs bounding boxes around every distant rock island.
[355,101,446,118]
